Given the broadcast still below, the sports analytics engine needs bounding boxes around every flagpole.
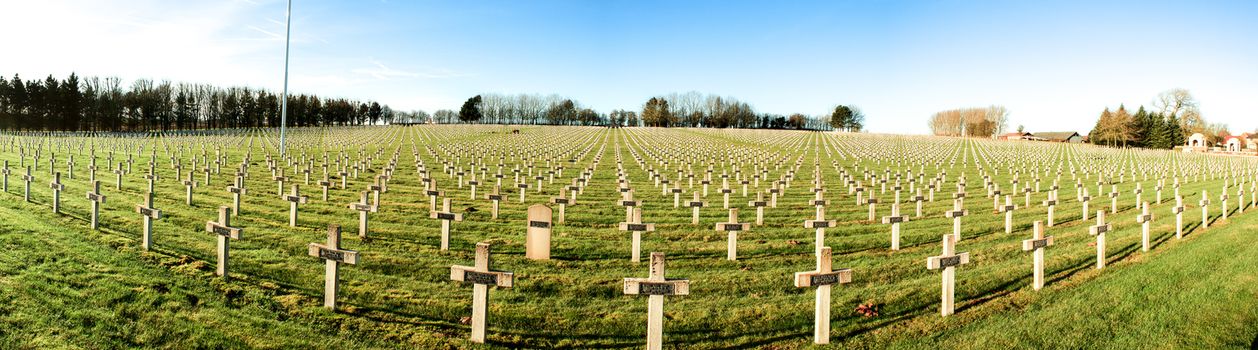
[279,0,292,157]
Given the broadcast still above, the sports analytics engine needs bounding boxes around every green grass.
[0,126,1254,349]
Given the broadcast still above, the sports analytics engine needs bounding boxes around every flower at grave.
[855,303,880,318]
[459,316,472,325]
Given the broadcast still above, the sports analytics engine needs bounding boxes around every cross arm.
[623,278,689,296]
[793,268,852,288]
[451,265,514,288]
[1021,236,1054,251]
[926,252,970,270]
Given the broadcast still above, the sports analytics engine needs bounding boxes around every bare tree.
[1153,88,1203,135]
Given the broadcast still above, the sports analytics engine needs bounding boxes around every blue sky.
[2,0,1256,134]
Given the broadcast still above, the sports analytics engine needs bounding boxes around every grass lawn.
[0,126,1254,349]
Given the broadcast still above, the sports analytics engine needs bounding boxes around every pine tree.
[1146,112,1166,149]
[1130,106,1149,147]
[1166,115,1185,147]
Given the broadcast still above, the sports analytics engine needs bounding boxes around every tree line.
[1088,89,1224,148]
[426,91,863,132]
[0,73,393,132]
[927,105,1010,137]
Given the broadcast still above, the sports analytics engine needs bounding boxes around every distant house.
[997,132,1032,141]
[1033,131,1082,143]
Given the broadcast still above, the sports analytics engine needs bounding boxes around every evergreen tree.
[61,73,82,131]
[8,74,27,130]
[0,75,8,128]
[1147,111,1162,148]
[830,105,852,130]
[458,95,483,123]
[1130,105,1149,147]
[1166,114,1185,147]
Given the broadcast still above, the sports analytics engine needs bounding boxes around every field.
[0,125,1255,349]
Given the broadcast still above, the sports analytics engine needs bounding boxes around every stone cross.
[926,234,969,317]
[308,224,360,309]
[485,185,503,219]
[805,196,835,256]
[86,180,106,230]
[1135,202,1153,252]
[184,170,197,206]
[1020,221,1054,290]
[944,199,969,240]
[1108,185,1120,214]
[793,246,852,344]
[273,170,288,196]
[1237,185,1245,214]
[114,162,125,190]
[1172,195,1184,239]
[319,174,332,201]
[998,195,1016,234]
[285,184,308,227]
[205,206,243,279]
[348,191,373,238]
[622,252,690,350]
[1087,210,1110,270]
[525,204,553,260]
[49,172,64,213]
[135,191,162,251]
[881,204,909,251]
[1219,189,1230,221]
[2,160,10,192]
[369,180,383,209]
[715,208,749,261]
[619,207,656,262]
[721,182,733,209]
[865,195,879,221]
[670,183,683,208]
[748,192,768,226]
[1199,190,1210,229]
[1041,191,1058,227]
[912,189,925,218]
[1080,189,1092,221]
[22,166,33,202]
[1155,181,1164,204]
[549,190,573,224]
[516,181,528,203]
[143,167,158,193]
[619,191,639,222]
[686,192,706,225]
[430,198,464,251]
[1133,183,1144,208]
[227,176,246,215]
[450,242,514,343]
